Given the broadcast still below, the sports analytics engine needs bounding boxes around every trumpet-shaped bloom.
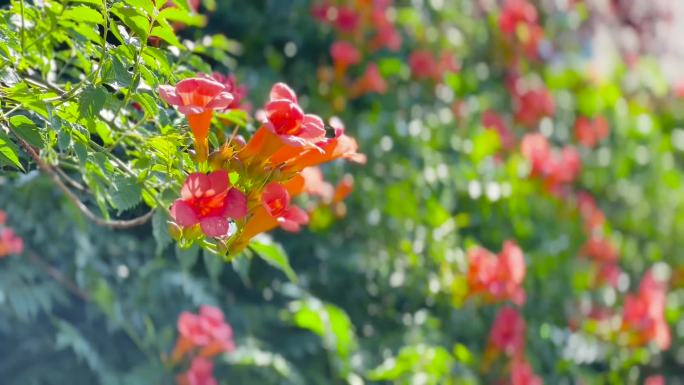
[352,63,387,96]
[0,228,23,257]
[208,72,247,110]
[173,306,236,362]
[467,241,526,305]
[170,171,247,237]
[514,88,555,127]
[580,236,619,263]
[177,357,217,385]
[622,269,671,350]
[575,116,610,148]
[489,306,526,357]
[262,182,309,232]
[331,41,361,68]
[510,358,543,385]
[260,83,327,149]
[159,77,234,162]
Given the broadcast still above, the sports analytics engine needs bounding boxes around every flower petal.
[159,85,182,106]
[176,77,226,97]
[205,91,235,110]
[206,170,229,195]
[262,183,290,217]
[300,114,327,140]
[224,188,248,219]
[279,206,309,232]
[181,173,211,199]
[269,82,298,103]
[170,200,199,227]
[200,217,230,237]
[178,105,208,115]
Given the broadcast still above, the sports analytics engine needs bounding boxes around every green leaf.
[176,244,200,270]
[250,240,298,283]
[132,93,158,117]
[0,131,24,171]
[150,22,183,48]
[108,175,142,211]
[63,5,104,25]
[79,86,108,120]
[10,115,44,148]
[112,3,151,39]
[470,128,501,164]
[203,249,224,282]
[152,209,172,254]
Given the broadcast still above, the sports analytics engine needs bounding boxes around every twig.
[54,166,87,192]
[17,138,155,229]
[25,249,89,300]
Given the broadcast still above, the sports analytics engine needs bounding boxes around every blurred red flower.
[352,63,388,96]
[173,306,236,362]
[467,240,526,305]
[0,228,23,258]
[574,116,610,148]
[489,306,526,357]
[177,357,217,385]
[513,88,555,127]
[509,358,543,385]
[622,269,671,350]
[208,72,248,111]
[331,41,362,68]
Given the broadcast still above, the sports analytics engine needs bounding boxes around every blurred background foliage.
[1,0,684,384]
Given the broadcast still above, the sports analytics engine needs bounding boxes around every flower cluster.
[172,305,236,362]
[408,49,459,82]
[621,269,671,350]
[512,86,555,128]
[312,0,401,103]
[579,235,621,287]
[574,116,610,148]
[171,306,235,385]
[498,0,545,60]
[0,210,23,258]
[161,80,364,256]
[300,166,354,220]
[177,357,217,385]
[466,240,526,305]
[521,133,581,192]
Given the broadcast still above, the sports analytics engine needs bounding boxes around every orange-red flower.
[170,171,247,238]
[580,235,618,263]
[489,306,526,357]
[0,227,23,258]
[172,305,236,362]
[513,87,555,127]
[207,72,247,111]
[467,241,526,305]
[574,116,610,148]
[331,41,361,77]
[176,357,217,385]
[262,182,309,232]
[622,269,671,350]
[509,358,543,385]
[351,63,387,97]
[159,77,234,162]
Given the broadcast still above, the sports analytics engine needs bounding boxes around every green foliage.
[1,0,683,384]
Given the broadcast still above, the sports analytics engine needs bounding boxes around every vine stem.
[16,136,155,229]
[25,249,89,300]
